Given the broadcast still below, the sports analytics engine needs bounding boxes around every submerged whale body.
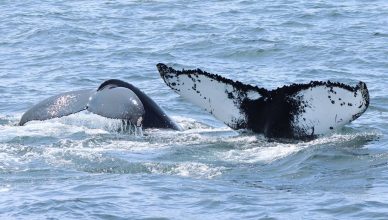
[20,79,181,131]
[157,63,369,139]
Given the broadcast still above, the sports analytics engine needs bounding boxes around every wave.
[0,113,381,180]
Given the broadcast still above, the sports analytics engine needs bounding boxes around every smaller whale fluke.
[157,63,369,139]
[19,89,94,126]
[19,79,181,131]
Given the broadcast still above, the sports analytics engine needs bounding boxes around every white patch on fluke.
[47,94,76,117]
[292,84,368,136]
[161,71,261,129]
[247,91,261,100]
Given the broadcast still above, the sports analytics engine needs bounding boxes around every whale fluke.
[157,63,369,139]
[19,79,181,131]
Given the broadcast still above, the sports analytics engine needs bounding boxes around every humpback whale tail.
[157,63,369,139]
[20,79,181,131]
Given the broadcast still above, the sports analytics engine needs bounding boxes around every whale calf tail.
[20,79,181,131]
[157,63,369,139]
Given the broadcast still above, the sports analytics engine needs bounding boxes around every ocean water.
[1,0,388,219]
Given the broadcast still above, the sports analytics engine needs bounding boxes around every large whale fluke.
[157,63,369,139]
[20,79,181,131]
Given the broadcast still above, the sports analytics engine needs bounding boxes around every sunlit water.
[1,0,388,219]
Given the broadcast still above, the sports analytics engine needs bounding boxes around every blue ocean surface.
[1,0,388,219]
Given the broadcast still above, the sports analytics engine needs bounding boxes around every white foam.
[221,144,302,163]
[218,131,379,164]
[171,115,212,130]
[146,162,224,179]
[1,113,379,179]
[0,185,11,193]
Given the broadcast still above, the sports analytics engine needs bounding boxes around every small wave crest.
[0,112,144,143]
[0,114,380,181]
[218,131,380,164]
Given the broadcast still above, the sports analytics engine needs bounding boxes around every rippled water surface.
[1,0,388,219]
